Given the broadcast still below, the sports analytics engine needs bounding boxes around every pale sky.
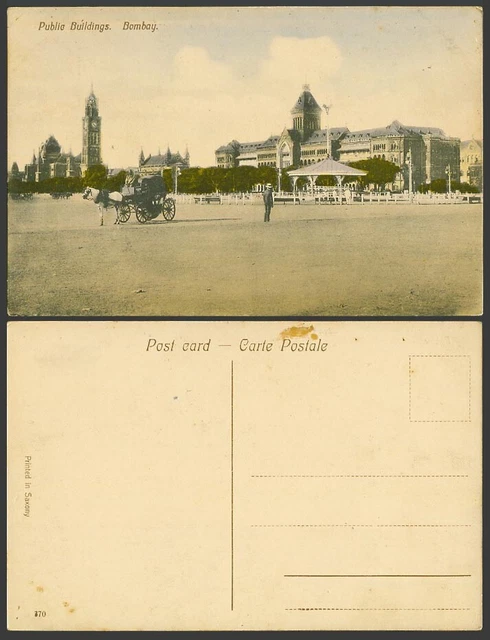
[8,6,482,170]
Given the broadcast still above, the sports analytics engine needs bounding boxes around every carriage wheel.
[163,198,176,220]
[135,206,148,223]
[118,202,131,223]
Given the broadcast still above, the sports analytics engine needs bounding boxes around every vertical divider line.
[231,360,234,611]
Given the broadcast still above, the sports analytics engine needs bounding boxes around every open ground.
[8,195,482,316]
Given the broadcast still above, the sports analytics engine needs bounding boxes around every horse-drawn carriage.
[9,192,34,200]
[51,192,72,199]
[83,174,176,225]
[119,175,176,224]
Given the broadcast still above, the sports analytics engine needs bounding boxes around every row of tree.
[8,160,399,195]
[7,165,128,195]
[8,159,479,195]
[417,179,478,194]
[168,159,403,192]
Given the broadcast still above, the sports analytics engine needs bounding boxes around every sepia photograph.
[7,6,483,316]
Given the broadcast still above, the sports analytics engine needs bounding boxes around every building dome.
[40,135,61,159]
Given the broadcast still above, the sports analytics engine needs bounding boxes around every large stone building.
[21,88,103,182]
[23,137,81,182]
[216,85,461,191]
[460,139,482,190]
[216,85,347,171]
[138,146,190,176]
[338,121,460,190]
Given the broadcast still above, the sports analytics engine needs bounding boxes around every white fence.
[173,191,483,206]
[174,193,261,205]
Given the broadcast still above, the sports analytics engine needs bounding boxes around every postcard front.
[7,321,482,630]
[7,6,483,316]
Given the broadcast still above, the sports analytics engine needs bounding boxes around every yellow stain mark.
[69,608,76,614]
[280,325,315,340]
[63,602,69,608]
[36,586,44,593]
[311,333,318,340]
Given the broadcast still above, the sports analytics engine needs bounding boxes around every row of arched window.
[461,155,481,164]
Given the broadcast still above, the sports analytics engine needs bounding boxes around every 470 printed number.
[34,610,46,617]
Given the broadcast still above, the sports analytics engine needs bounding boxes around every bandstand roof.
[288,157,367,177]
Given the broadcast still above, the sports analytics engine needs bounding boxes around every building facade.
[138,146,190,176]
[20,88,103,182]
[460,139,482,190]
[216,85,348,171]
[215,86,461,191]
[338,121,460,190]
[23,136,82,182]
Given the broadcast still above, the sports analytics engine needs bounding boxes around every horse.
[82,187,124,226]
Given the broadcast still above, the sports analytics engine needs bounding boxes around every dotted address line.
[251,474,468,478]
[252,524,471,528]
[286,607,470,611]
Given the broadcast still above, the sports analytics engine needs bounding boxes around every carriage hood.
[141,175,167,194]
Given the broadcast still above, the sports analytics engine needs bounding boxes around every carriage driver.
[125,169,140,188]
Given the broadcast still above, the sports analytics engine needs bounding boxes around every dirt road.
[8,195,482,316]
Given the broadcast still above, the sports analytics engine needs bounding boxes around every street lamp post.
[405,149,413,200]
[173,164,182,195]
[322,103,333,157]
[445,164,452,196]
[276,167,281,194]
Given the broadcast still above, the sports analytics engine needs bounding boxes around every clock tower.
[81,88,102,174]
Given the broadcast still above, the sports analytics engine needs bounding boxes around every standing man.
[263,183,274,222]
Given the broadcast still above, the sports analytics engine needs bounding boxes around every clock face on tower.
[91,121,98,130]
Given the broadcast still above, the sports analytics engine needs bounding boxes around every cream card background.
[7,321,481,630]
